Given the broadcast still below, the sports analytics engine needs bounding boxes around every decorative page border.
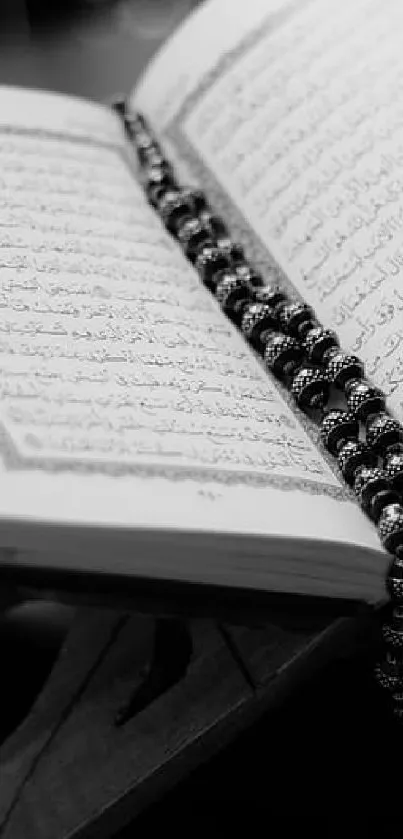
[0,124,348,498]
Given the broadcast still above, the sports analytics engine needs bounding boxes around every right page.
[133,0,403,421]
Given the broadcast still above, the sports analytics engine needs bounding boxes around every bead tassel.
[122,106,403,721]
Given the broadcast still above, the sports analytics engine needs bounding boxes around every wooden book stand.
[0,599,369,839]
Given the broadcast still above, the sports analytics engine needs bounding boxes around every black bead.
[264,333,303,379]
[345,379,386,421]
[320,409,359,455]
[337,440,377,485]
[277,301,316,337]
[382,606,403,649]
[387,555,403,601]
[240,302,278,350]
[353,466,399,520]
[366,412,403,455]
[157,189,195,234]
[324,348,365,389]
[215,273,253,322]
[291,366,330,411]
[384,449,403,492]
[375,652,403,691]
[378,503,403,554]
[254,284,288,310]
[194,244,231,290]
[177,218,213,262]
[303,326,339,364]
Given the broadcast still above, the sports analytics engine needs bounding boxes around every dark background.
[0,2,401,835]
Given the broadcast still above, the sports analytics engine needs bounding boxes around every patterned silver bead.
[353,466,399,520]
[181,188,208,214]
[241,302,278,349]
[324,348,365,389]
[378,503,403,554]
[277,301,316,337]
[194,244,230,290]
[375,653,403,691]
[215,236,245,264]
[366,412,403,455]
[215,273,253,321]
[133,133,161,165]
[144,162,176,206]
[337,440,377,485]
[320,409,359,456]
[235,263,263,289]
[291,366,329,411]
[177,217,212,262]
[198,209,228,240]
[387,556,403,601]
[264,333,303,379]
[303,326,339,364]
[345,379,386,422]
[384,449,403,492]
[157,188,194,233]
[382,607,403,649]
[254,284,288,310]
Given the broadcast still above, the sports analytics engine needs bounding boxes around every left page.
[0,86,380,592]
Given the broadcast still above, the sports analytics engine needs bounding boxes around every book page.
[0,84,378,577]
[133,0,403,423]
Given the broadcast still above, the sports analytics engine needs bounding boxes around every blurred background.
[0,0,200,100]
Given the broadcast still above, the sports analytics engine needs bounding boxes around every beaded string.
[120,105,403,721]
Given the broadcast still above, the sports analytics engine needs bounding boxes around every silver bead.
[291,366,329,411]
[353,466,398,519]
[215,273,253,323]
[375,653,403,691]
[177,217,212,261]
[303,326,339,364]
[320,409,358,455]
[235,263,263,288]
[337,440,377,485]
[366,412,403,455]
[378,503,403,554]
[345,379,386,421]
[241,302,277,349]
[194,244,230,290]
[254,284,287,309]
[387,556,403,601]
[384,449,403,492]
[382,607,403,649]
[324,349,364,389]
[264,333,303,379]
[277,301,316,337]
[157,188,194,233]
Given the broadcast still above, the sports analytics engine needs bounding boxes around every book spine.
[116,101,403,722]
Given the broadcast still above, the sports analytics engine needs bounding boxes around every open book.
[0,0,400,608]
